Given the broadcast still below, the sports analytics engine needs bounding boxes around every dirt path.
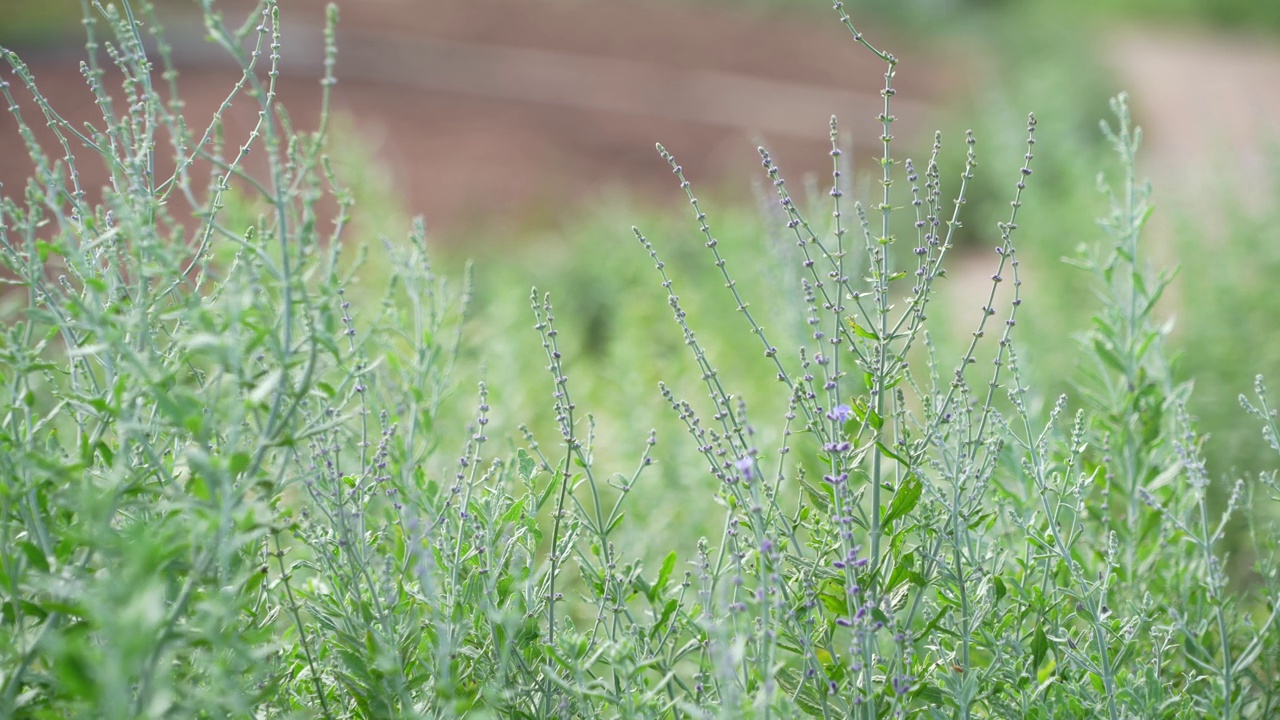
[1111,29,1280,211]
[0,1,957,242]
[3,3,1276,243]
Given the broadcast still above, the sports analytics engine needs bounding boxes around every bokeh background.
[4,0,1280,563]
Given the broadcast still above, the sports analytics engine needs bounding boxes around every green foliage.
[1175,164,1280,484]
[0,0,81,45]
[1,1,1278,718]
[1066,0,1280,30]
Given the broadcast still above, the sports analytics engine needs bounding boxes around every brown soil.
[1110,28,1280,212]
[5,2,1276,250]
[0,1,961,245]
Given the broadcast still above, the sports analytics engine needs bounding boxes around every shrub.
[1,1,1276,718]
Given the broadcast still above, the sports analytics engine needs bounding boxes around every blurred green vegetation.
[1176,163,1280,487]
[923,3,1280,485]
[0,0,80,45]
[685,0,1280,32]
[1064,0,1280,31]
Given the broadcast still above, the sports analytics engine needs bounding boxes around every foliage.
[1,1,1277,718]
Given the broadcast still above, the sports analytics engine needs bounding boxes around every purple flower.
[829,404,852,423]
[892,674,913,696]
[734,457,754,480]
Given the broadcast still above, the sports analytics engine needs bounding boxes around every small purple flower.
[892,674,913,696]
[829,404,852,423]
[734,457,754,480]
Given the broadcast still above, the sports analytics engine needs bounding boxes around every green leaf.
[94,441,114,466]
[499,496,528,527]
[1030,625,1050,670]
[244,565,268,596]
[35,240,56,262]
[912,684,949,708]
[605,511,625,536]
[847,319,879,340]
[876,441,910,468]
[815,647,844,678]
[1091,336,1126,374]
[656,598,678,632]
[188,473,211,502]
[881,473,922,527]
[517,449,537,482]
[915,606,952,643]
[19,542,49,574]
[1,598,49,625]
[885,552,914,593]
[228,451,251,477]
[800,477,833,513]
[1076,602,1095,622]
[54,650,96,700]
[654,551,677,599]
[818,579,852,618]
[968,511,995,530]
[848,397,869,422]
[777,668,827,717]
[839,417,862,443]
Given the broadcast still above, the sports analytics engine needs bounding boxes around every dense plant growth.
[1,1,1277,718]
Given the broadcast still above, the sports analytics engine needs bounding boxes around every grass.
[1,0,1279,718]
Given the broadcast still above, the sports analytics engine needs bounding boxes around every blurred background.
[4,0,1279,562]
[5,0,1278,232]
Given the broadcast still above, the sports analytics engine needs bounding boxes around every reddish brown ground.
[1110,28,1280,213]
[5,2,1277,249]
[0,1,960,244]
